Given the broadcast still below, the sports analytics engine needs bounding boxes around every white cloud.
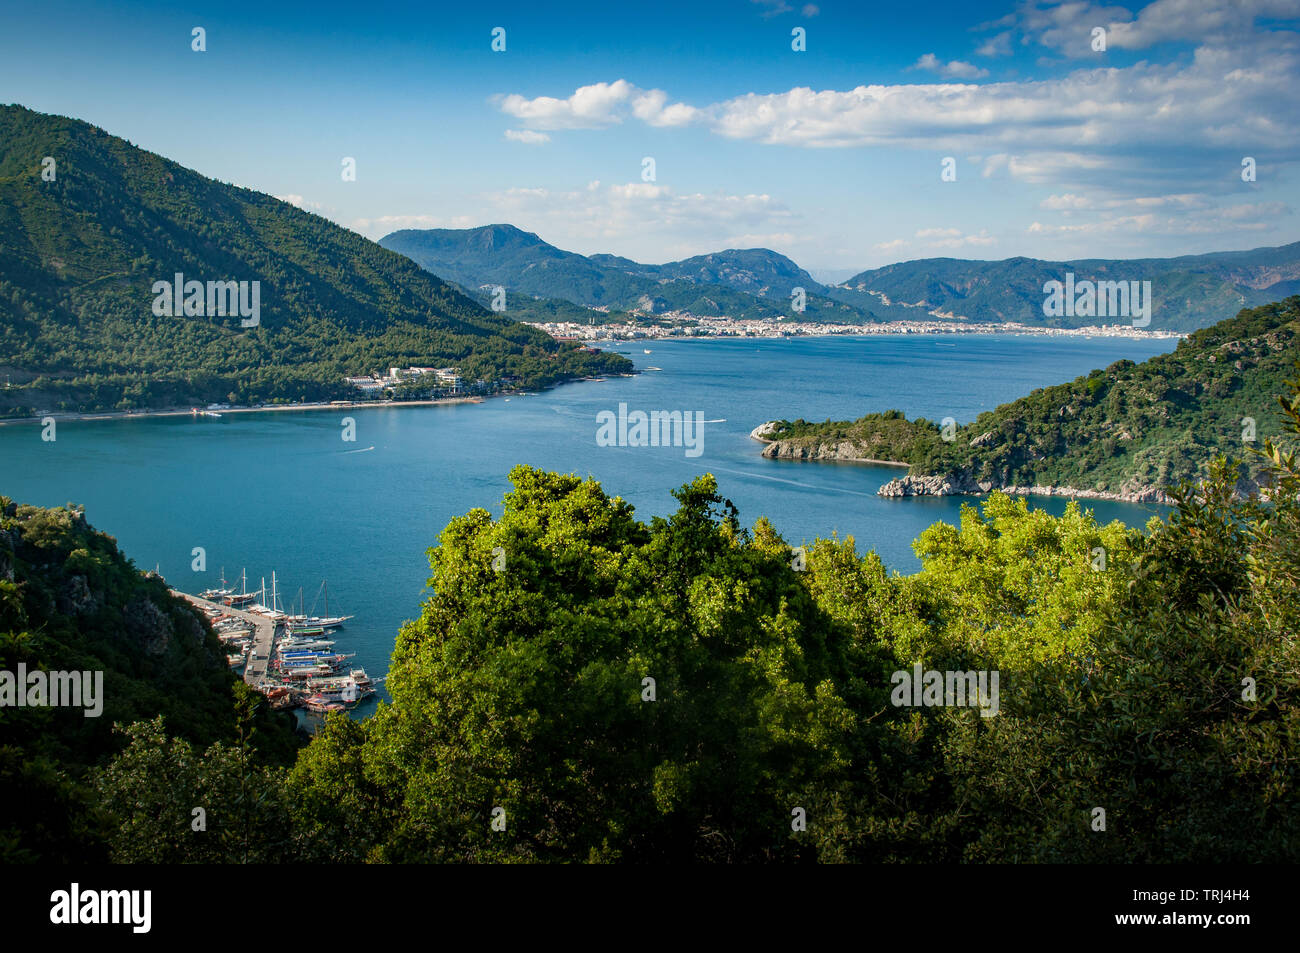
[1005,0,1299,58]
[1040,192,1094,210]
[497,80,699,131]
[915,227,962,239]
[496,80,636,129]
[910,53,990,79]
[751,0,794,17]
[498,43,1299,189]
[975,31,1014,56]
[482,180,804,260]
[275,193,325,211]
[1106,0,1300,50]
[921,228,996,248]
[874,229,998,252]
[630,89,701,127]
[504,129,551,144]
[348,213,448,238]
[1027,199,1290,237]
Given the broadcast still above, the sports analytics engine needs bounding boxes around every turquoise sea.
[0,333,1179,714]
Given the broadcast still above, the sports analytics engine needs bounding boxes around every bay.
[0,333,1178,713]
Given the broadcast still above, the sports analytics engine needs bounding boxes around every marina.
[174,573,382,717]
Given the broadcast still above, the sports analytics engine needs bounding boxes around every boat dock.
[172,590,278,685]
[174,575,379,714]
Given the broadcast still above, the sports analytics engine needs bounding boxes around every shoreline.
[767,454,911,468]
[548,326,1188,344]
[749,423,912,468]
[878,483,1175,504]
[0,394,491,428]
[750,423,1168,504]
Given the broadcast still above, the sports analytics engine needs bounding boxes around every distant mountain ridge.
[381,224,1300,333]
[379,225,871,324]
[830,244,1300,332]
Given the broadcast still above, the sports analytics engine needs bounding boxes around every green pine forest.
[760,297,1300,497]
[3,364,1296,862]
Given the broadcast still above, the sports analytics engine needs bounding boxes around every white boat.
[283,580,353,629]
[248,572,287,620]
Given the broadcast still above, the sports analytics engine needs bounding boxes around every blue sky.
[2,0,1297,274]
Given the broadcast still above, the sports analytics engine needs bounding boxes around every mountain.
[0,105,629,416]
[382,224,1300,334]
[379,225,874,324]
[594,247,822,300]
[754,296,1300,501]
[831,245,1300,331]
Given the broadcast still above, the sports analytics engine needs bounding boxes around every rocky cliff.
[750,420,911,466]
[877,472,1171,503]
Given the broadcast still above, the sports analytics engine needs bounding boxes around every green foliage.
[765,297,1300,495]
[764,410,944,464]
[0,495,299,861]
[0,106,631,416]
[289,467,852,862]
[278,385,1295,862]
[91,716,295,863]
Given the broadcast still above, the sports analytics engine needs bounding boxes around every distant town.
[523,315,1187,342]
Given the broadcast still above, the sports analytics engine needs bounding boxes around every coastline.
[749,421,912,468]
[0,395,490,428]
[750,423,1168,504]
[546,323,1188,344]
[876,473,1170,505]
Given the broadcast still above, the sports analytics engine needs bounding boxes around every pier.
[172,590,279,685]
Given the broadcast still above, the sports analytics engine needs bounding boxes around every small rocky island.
[749,421,910,466]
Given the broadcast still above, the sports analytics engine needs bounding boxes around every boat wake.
[705,463,880,498]
[344,445,375,454]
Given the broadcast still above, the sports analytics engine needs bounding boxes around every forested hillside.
[0,105,629,416]
[0,497,299,862]
[757,297,1300,499]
